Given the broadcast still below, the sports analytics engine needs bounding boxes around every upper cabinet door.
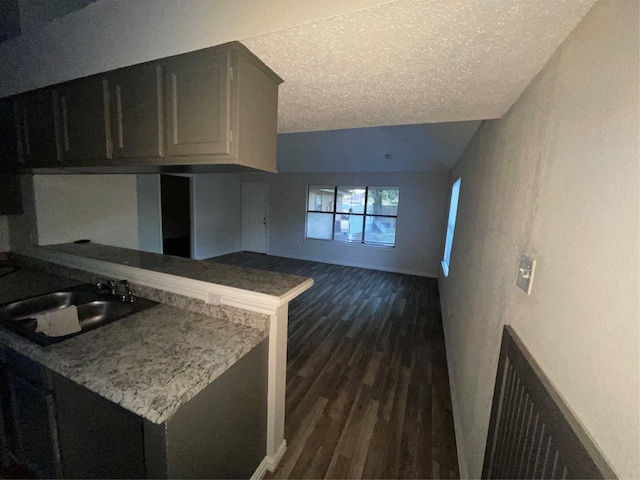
[15,89,61,166]
[164,50,231,157]
[59,77,112,163]
[112,65,164,160]
[0,98,19,169]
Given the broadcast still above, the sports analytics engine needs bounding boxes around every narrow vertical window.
[442,178,461,277]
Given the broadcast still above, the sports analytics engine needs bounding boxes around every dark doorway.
[161,175,191,258]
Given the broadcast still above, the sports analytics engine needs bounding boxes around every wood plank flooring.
[207,253,459,479]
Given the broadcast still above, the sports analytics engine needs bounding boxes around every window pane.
[364,216,397,246]
[334,214,364,243]
[306,213,334,239]
[366,187,399,216]
[308,186,335,212]
[442,178,461,276]
[336,187,366,214]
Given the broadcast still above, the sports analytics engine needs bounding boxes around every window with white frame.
[306,186,399,247]
[442,178,461,277]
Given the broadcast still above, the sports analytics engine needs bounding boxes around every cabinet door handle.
[103,78,113,160]
[116,84,123,150]
[52,91,62,162]
[45,392,62,476]
[61,96,69,152]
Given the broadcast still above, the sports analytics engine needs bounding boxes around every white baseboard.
[449,371,469,479]
[266,251,439,278]
[250,440,288,479]
[194,247,240,260]
[266,439,287,472]
[251,456,270,480]
[439,291,468,479]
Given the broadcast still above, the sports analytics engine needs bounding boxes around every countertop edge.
[0,304,268,424]
[15,245,314,315]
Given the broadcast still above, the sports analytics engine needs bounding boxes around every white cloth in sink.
[34,305,81,337]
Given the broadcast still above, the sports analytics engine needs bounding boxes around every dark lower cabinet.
[8,373,60,478]
[145,339,268,479]
[0,364,16,466]
[53,374,145,479]
[0,349,61,478]
[0,338,268,479]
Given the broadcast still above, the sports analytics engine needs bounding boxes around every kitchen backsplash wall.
[33,175,139,248]
[8,174,139,250]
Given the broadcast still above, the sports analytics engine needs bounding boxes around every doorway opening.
[161,175,191,258]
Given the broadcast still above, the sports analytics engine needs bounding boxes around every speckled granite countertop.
[41,243,309,298]
[0,303,266,424]
[0,247,309,425]
[0,266,80,304]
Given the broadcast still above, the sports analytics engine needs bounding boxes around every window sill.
[304,237,395,250]
[441,260,450,277]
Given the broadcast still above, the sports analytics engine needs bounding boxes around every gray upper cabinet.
[162,43,283,172]
[0,42,282,173]
[164,49,231,158]
[15,89,61,166]
[0,98,19,169]
[58,77,112,164]
[112,64,164,161]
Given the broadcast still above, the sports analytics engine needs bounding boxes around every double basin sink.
[0,284,157,346]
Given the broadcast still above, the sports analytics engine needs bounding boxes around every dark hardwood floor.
[207,253,459,479]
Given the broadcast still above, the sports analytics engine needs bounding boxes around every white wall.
[17,0,96,34]
[136,175,162,254]
[192,174,242,260]
[0,0,393,98]
[438,1,639,478]
[244,171,450,277]
[134,174,242,260]
[0,216,9,252]
[32,175,139,249]
[7,175,38,250]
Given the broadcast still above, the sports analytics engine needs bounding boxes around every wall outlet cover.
[207,292,222,305]
[517,255,536,295]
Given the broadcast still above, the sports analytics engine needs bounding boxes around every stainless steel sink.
[0,285,157,346]
[1,291,98,320]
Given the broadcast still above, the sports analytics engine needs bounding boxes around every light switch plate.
[516,255,536,294]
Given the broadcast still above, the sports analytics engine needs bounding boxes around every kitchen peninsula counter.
[2,244,313,477]
[0,300,266,424]
[38,242,310,298]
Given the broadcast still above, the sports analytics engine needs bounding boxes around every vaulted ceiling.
[242,0,597,133]
[0,0,597,171]
[277,121,482,172]
[2,0,596,134]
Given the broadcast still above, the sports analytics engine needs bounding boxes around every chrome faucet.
[117,280,135,304]
[96,279,116,295]
[96,279,135,303]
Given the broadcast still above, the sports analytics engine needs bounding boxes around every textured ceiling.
[277,121,481,172]
[242,0,596,133]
